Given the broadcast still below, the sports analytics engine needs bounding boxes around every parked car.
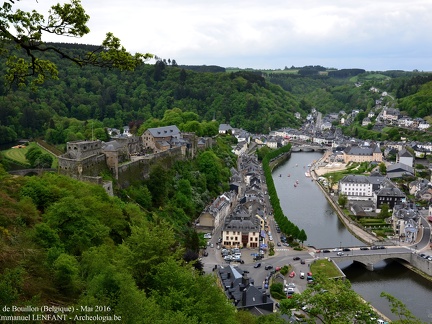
[275,266,282,271]
[323,249,330,253]
[254,263,261,268]
[203,251,208,257]
[300,259,305,264]
[264,265,273,270]
[289,271,295,278]
[337,252,344,256]
[343,248,351,251]
[307,272,312,276]
[293,256,300,261]
[277,242,281,246]
[333,248,342,252]
[360,247,369,250]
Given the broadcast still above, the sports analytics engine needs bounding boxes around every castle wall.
[58,154,107,179]
[117,146,184,188]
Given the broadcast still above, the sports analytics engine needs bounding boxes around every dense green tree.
[0,0,152,87]
[280,274,378,324]
[378,203,391,219]
[0,125,17,144]
[34,153,53,168]
[151,258,238,324]
[52,253,80,295]
[197,150,223,195]
[338,194,348,208]
[25,146,42,167]
[379,162,387,175]
[147,164,170,207]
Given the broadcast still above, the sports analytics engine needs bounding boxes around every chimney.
[242,274,250,286]
[242,288,247,306]
[262,293,267,303]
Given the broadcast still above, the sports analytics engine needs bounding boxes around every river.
[272,152,432,322]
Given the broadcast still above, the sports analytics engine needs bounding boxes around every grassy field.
[310,259,344,278]
[2,142,58,168]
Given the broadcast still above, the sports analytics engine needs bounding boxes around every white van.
[300,272,305,279]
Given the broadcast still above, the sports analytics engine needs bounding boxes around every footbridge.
[328,249,432,275]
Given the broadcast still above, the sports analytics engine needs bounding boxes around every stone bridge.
[8,168,57,176]
[291,145,326,152]
[331,250,432,276]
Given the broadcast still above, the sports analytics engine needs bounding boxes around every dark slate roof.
[398,148,413,157]
[376,187,405,197]
[387,163,414,174]
[218,265,273,312]
[147,125,180,137]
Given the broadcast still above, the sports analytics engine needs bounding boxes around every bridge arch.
[333,252,412,271]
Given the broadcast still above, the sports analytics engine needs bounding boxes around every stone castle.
[58,125,213,188]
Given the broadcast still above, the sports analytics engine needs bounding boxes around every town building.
[217,265,274,314]
[342,144,382,163]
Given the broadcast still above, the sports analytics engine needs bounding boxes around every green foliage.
[338,194,348,208]
[197,150,224,195]
[53,253,81,295]
[380,292,424,324]
[378,203,391,219]
[270,282,286,300]
[0,267,24,306]
[280,274,378,324]
[0,1,152,88]
[379,162,387,175]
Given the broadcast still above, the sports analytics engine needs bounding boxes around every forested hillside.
[2,42,432,146]
[265,70,432,118]
[0,44,302,145]
[0,136,283,323]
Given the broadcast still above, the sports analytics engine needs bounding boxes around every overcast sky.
[16,0,432,71]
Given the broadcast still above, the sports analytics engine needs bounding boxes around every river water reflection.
[272,152,432,322]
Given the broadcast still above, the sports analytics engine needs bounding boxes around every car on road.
[277,242,281,246]
[300,259,305,264]
[337,252,344,256]
[264,265,273,270]
[293,256,301,261]
[254,263,261,268]
[210,243,214,248]
[203,251,208,257]
[300,272,305,279]
[343,248,351,251]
